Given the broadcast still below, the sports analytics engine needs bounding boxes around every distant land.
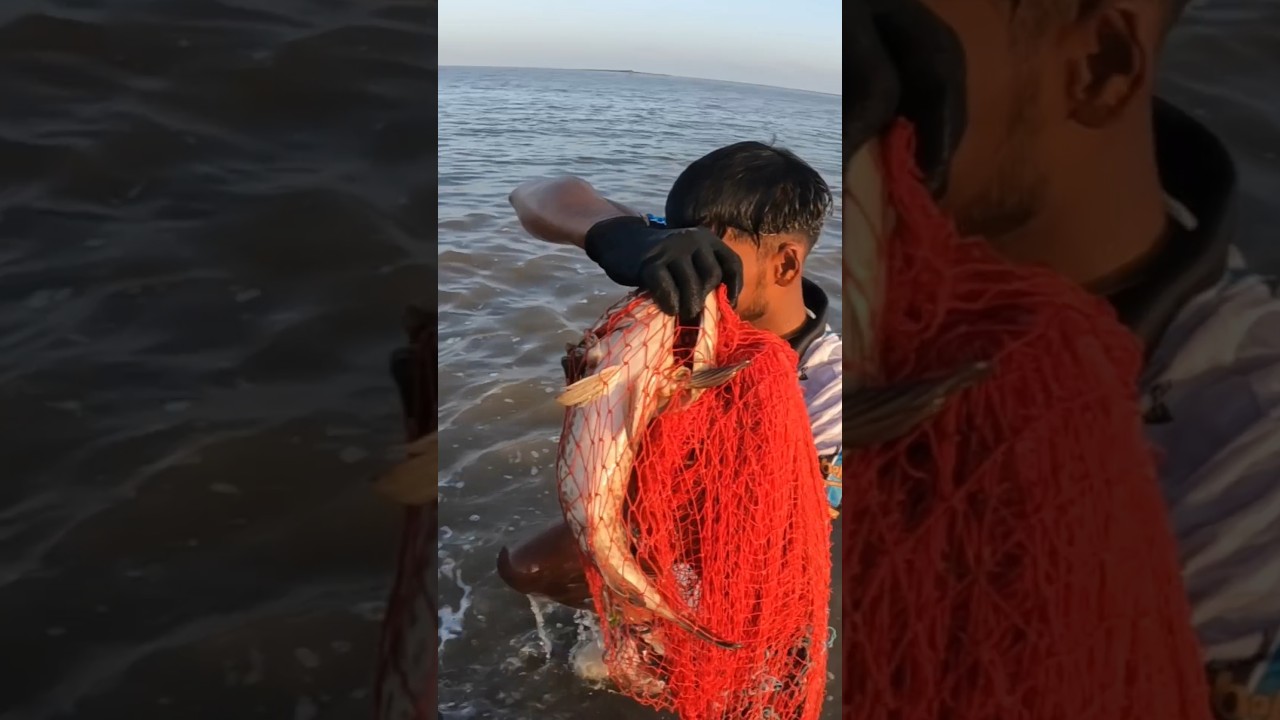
[440,65,840,97]
[579,69,670,77]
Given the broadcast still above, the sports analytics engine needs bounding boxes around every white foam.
[529,595,555,660]
[569,610,608,681]
[437,548,472,655]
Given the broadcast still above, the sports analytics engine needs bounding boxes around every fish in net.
[557,289,833,719]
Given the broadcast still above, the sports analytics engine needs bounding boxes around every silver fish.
[842,136,993,445]
[843,138,889,383]
[556,292,747,650]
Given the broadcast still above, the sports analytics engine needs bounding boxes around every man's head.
[665,142,832,324]
[923,0,1190,241]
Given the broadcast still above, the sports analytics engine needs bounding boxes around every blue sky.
[438,0,841,95]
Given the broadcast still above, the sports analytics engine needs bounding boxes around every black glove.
[848,0,967,196]
[584,216,743,322]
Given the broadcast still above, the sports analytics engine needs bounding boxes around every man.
[496,141,844,617]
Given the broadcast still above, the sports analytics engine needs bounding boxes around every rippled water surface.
[0,2,432,719]
[437,66,843,719]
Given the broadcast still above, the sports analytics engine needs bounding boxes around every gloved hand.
[848,0,967,196]
[584,216,743,322]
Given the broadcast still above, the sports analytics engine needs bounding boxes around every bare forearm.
[508,176,642,249]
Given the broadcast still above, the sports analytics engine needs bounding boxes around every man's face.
[919,0,1056,240]
[720,231,809,327]
[724,235,772,324]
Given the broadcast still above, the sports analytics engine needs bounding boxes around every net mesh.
[559,290,832,720]
[840,121,1210,718]
[374,306,439,720]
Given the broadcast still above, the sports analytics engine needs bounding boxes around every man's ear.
[1062,2,1150,129]
[774,240,804,287]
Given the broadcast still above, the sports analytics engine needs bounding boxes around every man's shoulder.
[1141,255,1280,438]
[799,328,841,457]
[1142,254,1280,660]
[799,328,841,394]
[800,328,841,371]
[1144,253,1280,393]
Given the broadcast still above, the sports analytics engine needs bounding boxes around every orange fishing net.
[375,306,438,720]
[841,121,1210,718]
[560,290,832,720]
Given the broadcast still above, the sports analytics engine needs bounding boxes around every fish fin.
[404,431,437,458]
[556,366,619,406]
[845,360,993,447]
[374,450,438,506]
[688,361,750,389]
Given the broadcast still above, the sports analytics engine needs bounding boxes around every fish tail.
[602,573,741,650]
[652,602,741,650]
[670,612,741,650]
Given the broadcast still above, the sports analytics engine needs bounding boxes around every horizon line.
[439,64,842,98]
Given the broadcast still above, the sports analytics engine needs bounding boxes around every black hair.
[665,141,833,251]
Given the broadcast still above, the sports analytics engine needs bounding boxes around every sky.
[438,0,841,95]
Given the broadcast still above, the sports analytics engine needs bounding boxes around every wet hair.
[665,141,833,251]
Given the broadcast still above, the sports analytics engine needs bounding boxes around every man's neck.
[755,287,810,340]
[990,121,1169,290]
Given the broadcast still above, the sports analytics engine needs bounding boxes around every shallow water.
[1159,0,1280,271]
[0,2,432,718]
[436,66,843,719]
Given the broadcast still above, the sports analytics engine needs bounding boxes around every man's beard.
[952,70,1047,241]
[735,274,771,324]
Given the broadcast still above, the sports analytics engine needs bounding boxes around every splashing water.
[569,609,608,682]
[528,595,556,660]
[438,540,473,655]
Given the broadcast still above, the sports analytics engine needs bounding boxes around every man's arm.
[506,175,743,320]
[508,176,642,249]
